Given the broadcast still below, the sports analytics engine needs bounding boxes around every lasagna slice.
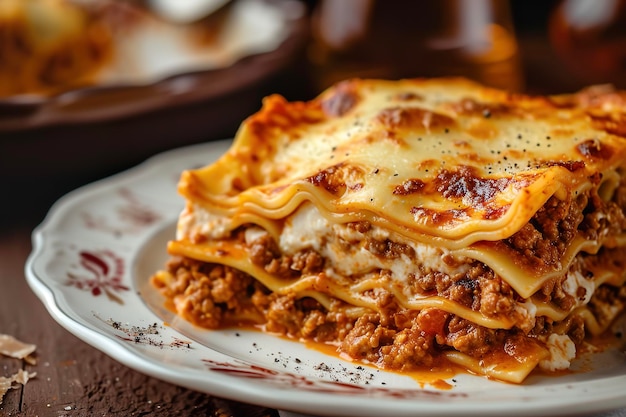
[152,78,626,383]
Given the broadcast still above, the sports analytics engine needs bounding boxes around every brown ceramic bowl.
[0,0,310,221]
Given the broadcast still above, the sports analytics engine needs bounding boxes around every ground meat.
[412,270,478,307]
[506,223,548,265]
[564,314,586,345]
[340,311,437,370]
[290,251,324,274]
[157,257,261,328]
[443,277,478,310]
[412,262,519,322]
[299,308,327,338]
[249,233,324,278]
[264,292,306,336]
[579,187,626,241]
[153,255,626,375]
[535,274,576,311]
[506,178,626,271]
[587,284,626,329]
[262,294,345,340]
[347,221,371,234]
[478,273,516,316]
[379,325,436,370]
[264,256,299,278]
[341,314,391,356]
[506,178,626,311]
[365,238,415,259]
[249,233,279,266]
[504,194,585,270]
[339,306,582,371]
[585,200,626,241]
[412,271,444,294]
[529,315,553,338]
[445,316,502,357]
[155,257,348,341]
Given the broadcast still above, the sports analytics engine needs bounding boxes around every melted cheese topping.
[181,79,626,237]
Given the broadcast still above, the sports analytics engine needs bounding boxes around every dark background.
[1,0,606,227]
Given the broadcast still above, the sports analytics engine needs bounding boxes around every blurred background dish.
[0,0,307,126]
[0,0,308,220]
[307,0,523,92]
[549,0,626,89]
[148,0,232,24]
[0,0,114,98]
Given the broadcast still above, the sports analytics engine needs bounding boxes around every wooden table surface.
[0,215,283,417]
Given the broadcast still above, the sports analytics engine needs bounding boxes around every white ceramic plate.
[26,140,626,417]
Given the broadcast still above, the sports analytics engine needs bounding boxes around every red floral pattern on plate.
[83,187,162,236]
[66,250,129,304]
[202,358,466,400]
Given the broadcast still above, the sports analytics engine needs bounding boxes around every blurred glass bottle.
[550,0,626,87]
[307,0,523,92]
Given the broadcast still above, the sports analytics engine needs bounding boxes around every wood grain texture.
[0,223,279,417]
